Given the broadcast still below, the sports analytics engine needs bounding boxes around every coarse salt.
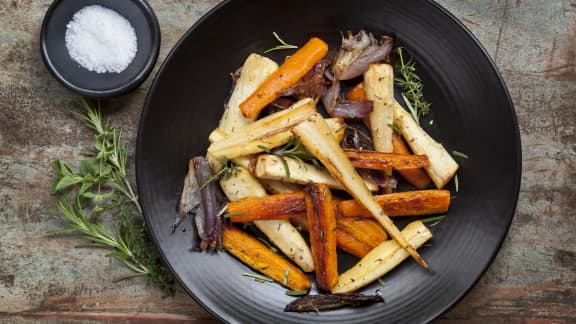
[65,5,137,73]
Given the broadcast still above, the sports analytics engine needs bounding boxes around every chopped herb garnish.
[454,173,459,192]
[388,122,402,134]
[283,267,290,285]
[285,289,309,297]
[243,272,274,283]
[420,215,446,224]
[424,243,433,247]
[223,212,246,218]
[395,47,431,124]
[452,150,469,159]
[257,237,279,253]
[257,145,272,153]
[378,278,386,286]
[264,32,298,53]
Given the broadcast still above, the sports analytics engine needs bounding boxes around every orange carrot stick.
[392,133,433,188]
[338,189,451,218]
[347,82,367,101]
[223,225,311,291]
[239,37,329,119]
[344,149,429,170]
[227,192,305,223]
[304,184,338,291]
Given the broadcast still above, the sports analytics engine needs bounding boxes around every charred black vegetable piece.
[192,156,223,251]
[284,293,384,312]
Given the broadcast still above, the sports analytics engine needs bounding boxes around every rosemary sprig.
[452,150,469,159]
[395,47,431,125]
[51,99,174,297]
[200,156,240,189]
[264,32,298,53]
[243,272,274,283]
[285,289,308,297]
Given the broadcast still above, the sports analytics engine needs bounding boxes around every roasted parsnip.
[207,98,316,160]
[294,113,428,269]
[332,220,432,293]
[220,166,315,272]
[223,225,311,291]
[364,64,395,153]
[393,100,459,188]
[254,154,378,191]
[219,53,279,133]
[304,184,338,291]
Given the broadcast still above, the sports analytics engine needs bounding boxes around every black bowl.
[40,0,160,98]
[136,0,521,323]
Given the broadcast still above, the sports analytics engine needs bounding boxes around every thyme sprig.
[395,47,431,125]
[264,32,298,53]
[51,99,174,297]
[259,138,321,178]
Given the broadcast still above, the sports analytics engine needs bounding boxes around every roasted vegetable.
[364,64,395,153]
[293,113,428,269]
[219,165,315,272]
[304,184,338,291]
[338,189,451,218]
[227,191,305,223]
[393,101,459,188]
[392,133,432,188]
[223,225,311,291]
[254,154,378,191]
[175,159,201,231]
[344,149,429,171]
[192,156,224,251]
[219,53,279,133]
[336,217,387,257]
[332,221,432,293]
[240,37,329,119]
[332,30,394,81]
[284,293,384,312]
[207,98,316,160]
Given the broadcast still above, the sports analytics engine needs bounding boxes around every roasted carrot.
[347,82,367,101]
[336,217,387,257]
[228,189,450,222]
[227,191,305,223]
[291,213,386,258]
[339,189,450,218]
[344,149,429,170]
[239,37,329,119]
[392,133,432,188]
[304,184,338,291]
[223,225,311,291]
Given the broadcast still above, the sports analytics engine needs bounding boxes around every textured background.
[0,0,574,323]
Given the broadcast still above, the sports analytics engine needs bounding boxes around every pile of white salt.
[65,5,138,73]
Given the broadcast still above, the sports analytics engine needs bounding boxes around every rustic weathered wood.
[0,0,574,323]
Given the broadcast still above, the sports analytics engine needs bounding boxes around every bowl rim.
[39,0,161,98]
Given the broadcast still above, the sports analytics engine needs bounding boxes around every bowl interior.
[41,0,160,97]
[136,0,520,323]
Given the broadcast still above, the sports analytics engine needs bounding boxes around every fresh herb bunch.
[51,99,174,297]
[200,156,240,189]
[394,47,431,125]
[258,137,321,178]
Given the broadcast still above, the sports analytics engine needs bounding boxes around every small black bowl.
[40,0,160,98]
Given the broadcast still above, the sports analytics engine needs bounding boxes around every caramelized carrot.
[338,189,450,218]
[336,217,387,257]
[392,133,433,188]
[228,189,450,222]
[223,225,311,291]
[239,37,329,119]
[228,191,305,223]
[347,82,367,101]
[304,184,338,291]
[344,149,429,170]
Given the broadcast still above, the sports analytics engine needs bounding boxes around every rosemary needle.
[264,32,298,53]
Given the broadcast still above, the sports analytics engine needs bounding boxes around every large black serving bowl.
[136,0,521,323]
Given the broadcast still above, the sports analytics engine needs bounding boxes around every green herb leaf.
[243,272,274,283]
[285,289,309,297]
[452,150,469,159]
[395,47,431,125]
[420,215,446,224]
[264,32,298,53]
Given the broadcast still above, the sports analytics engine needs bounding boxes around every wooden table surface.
[1,0,574,323]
